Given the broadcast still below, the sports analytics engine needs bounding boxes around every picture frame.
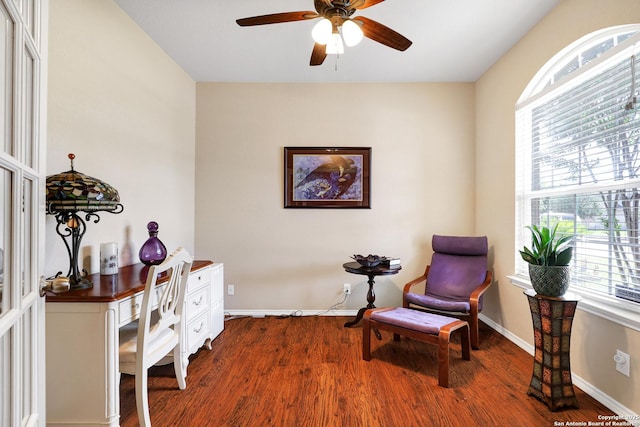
[284,147,371,208]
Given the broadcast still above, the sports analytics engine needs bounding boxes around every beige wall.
[476,0,640,414]
[195,82,476,311]
[46,0,196,278]
[46,0,640,415]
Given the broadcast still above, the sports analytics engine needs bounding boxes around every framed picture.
[284,147,371,208]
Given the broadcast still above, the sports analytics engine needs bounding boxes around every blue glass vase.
[139,221,167,266]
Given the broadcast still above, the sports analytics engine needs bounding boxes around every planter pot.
[528,264,570,297]
[614,284,640,303]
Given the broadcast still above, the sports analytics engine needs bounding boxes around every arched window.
[515,25,640,322]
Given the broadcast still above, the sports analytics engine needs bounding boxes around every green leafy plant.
[520,224,573,266]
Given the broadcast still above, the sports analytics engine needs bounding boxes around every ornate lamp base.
[69,274,93,290]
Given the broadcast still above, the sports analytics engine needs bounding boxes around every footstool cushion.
[362,307,471,387]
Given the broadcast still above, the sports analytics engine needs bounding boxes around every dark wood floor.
[120,316,613,426]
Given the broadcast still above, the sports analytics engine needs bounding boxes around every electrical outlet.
[614,349,630,377]
[343,283,351,295]
[227,284,235,296]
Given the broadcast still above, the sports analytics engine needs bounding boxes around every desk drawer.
[186,310,211,354]
[188,269,211,292]
[185,285,210,320]
[118,286,163,326]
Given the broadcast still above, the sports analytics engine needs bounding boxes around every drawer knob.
[194,323,204,333]
[193,296,203,306]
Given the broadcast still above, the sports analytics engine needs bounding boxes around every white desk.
[45,260,224,426]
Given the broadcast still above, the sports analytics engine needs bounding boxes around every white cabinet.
[210,263,225,340]
[184,266,212,357]
[183,263,224,360]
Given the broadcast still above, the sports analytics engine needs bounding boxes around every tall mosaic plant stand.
[524,289,581,411]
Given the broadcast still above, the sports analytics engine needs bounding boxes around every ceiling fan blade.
[356,0,385,9]
[355,16,412,51]
[236,11,318,26]
[310,43,327,66]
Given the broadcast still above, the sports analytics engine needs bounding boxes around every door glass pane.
[0,5,14,156]
[0,167,10,316]
[23,47,34,167]
[21,178,32,297]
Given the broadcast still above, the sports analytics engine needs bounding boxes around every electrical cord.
[278,291,351,317]
[225,291,350,320]
[310,291,350,316]
[277,310,303,319]
[224,311,250,322]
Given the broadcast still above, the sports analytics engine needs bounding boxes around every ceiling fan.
[236,0,412,66]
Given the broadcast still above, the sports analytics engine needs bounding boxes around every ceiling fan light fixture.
[311,18,332,44]
[236,1,413,67]
[341,19,363,47]
[326,32,344,55]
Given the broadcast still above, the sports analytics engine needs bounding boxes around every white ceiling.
[113,0,560,83]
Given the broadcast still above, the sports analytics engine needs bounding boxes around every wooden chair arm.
[469,271,493,314]
[402,265,430,293]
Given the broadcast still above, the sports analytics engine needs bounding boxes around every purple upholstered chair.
[403,235,492,349]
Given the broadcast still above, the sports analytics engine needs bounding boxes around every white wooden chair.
[119,247,193,427]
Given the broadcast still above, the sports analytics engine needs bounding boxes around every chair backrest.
[426,235,488,301]
[137,247,194,357]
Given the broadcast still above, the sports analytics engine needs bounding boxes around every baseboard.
[479,313,534,354]
[479,314,639,424]
[225,309,358,318]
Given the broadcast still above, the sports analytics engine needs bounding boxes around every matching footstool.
[362,307,471,387]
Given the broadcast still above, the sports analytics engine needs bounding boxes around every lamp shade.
[46,154,121,213]
[311,18,332,45]
[326,32,344,55]
[341,20,363,47]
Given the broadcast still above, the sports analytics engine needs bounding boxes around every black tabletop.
[343,262,402,276]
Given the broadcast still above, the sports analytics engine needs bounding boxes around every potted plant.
[520,224,573,297]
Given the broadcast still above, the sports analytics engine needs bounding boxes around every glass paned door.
[0,0,46,426]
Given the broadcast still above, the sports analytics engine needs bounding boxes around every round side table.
[342,262,401,328]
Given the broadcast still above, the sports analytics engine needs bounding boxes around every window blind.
[516,30,640,303]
